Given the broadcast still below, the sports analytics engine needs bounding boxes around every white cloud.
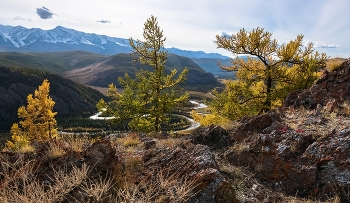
[216,31,236,38]
[314,42,339,48]
[209,31,237,43]
[304,40,339,48]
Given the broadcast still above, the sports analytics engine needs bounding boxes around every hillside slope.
[0,51,107,74]
[0,66,106,131]
[65,53,220,88]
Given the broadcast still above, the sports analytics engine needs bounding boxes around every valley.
[0,49,223,134]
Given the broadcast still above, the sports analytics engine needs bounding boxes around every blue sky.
[1,0,349,58]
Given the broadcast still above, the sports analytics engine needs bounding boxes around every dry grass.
[124,154,142,183]
[0,153,196,203]
[0,159,92,203]
[60,133,92,152]
[122,137,141,147]
[216,159,272,202]
[47,140,66,158]
[80,175,114,202]
[231,141,250,153]
[0,155,37,191]
[157,138,184,148]
[284,195,341,203]
[0,130,201,202]
[282,104,350,140]
[339,101,350,117]
[114,133,141,148]
[326,58,345,72]
[116,170,196,203]
[17,144,36,153]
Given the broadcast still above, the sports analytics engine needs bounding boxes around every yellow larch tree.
[209,27,327,120]
[7,79,58,150]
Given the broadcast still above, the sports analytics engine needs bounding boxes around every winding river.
[89,100,206,132]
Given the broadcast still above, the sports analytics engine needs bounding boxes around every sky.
[0,0,349,58]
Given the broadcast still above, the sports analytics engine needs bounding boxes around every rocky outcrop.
[225,117,350,201]
[223,60,350,201]
[284,58,350,109]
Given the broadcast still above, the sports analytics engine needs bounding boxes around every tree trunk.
[262,69,272,113]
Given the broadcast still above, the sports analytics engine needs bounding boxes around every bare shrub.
[80,175,114,202]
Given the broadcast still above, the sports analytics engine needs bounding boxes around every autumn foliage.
[209,27,327,120]
[7,79,58,150]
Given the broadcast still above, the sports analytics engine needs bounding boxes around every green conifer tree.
[98,16,188,132]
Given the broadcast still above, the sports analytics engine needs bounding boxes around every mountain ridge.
[0,51,221,91]
[0,24,230,59]
[64,53,220,88]
[0,51,107,74]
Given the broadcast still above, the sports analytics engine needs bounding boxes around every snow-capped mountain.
[0,24,132,54]
[0,24,229,59]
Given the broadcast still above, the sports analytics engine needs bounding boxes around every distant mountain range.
[0,24,230,59]
[191,58,234,78]
[0,51,221,91]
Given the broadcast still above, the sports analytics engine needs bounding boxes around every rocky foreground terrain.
[1,59,350,202]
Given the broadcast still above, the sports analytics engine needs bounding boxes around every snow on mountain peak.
[0,24,229,59]
[0,24,129,49]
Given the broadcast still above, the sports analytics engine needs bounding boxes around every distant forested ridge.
[0,66,106,131]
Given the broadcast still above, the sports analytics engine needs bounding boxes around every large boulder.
[141,141,237,203]
[231,111,282,142]
[191,124,232,149]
